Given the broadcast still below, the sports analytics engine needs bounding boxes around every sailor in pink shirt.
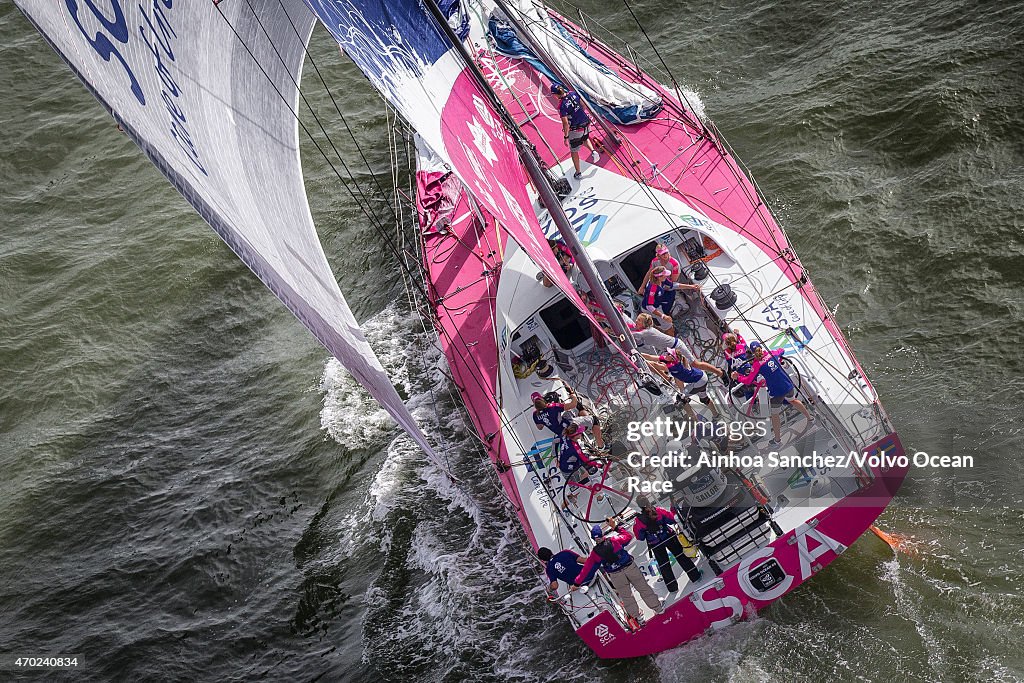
[722,328,747,363]
[632,497,702,591]
[731,341,814,444]
[639,243,681,292]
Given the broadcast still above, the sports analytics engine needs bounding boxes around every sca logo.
[594,623,615,645]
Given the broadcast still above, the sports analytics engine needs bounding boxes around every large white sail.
[15,1,444,462]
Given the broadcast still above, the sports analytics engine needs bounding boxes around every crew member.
[644,348,722,420]
[552,83,600,179]
[632,313,679,353]
[732,341,814,445]
[541,238,575,288]
[537,547,599,593]
[638,243,682,292]
[637,332,720,378]
[721,328,748,375]
[642,267,701,332]
[575,519,662,626]
[633,497,702,592]
[558,420,604,475]
[531,381,579,443]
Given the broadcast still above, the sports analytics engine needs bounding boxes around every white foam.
[368,446,407,522]
[880,555,948,679]
[319,357,393,444]
[680,86,707,122]
[318,303,588,679]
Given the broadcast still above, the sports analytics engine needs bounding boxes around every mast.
[490,0,620,149]
[425,1,637,352]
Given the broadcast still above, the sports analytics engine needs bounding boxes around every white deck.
[491,161,889,629]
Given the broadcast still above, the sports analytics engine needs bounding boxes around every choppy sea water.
[1,1,1023,681]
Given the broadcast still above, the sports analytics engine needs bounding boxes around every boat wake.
[319,305,601,681]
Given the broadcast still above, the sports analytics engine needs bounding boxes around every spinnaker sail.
[15,0,444,462]
[304,0,611,332]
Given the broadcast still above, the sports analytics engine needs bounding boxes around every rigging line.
[214,6,392,241]
[237,0,391,232]
[393,127,489,479]
[428,235,464,265]
[618,0,708,136]
[389,113,532,544]
[600,120,790,262]
[220,2,434,306]
[387,106,401,232]
[413,211,538,463]
[576,115,815,371]
[552,1,670,83]
[217,5,472,475]
[272,0,397,220]
[554,8,706,135]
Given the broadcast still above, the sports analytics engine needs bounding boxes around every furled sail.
[489,0,663,125]
[15,1,444,462]
[304,0,609,331]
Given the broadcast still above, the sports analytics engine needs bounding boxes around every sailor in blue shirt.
[531,382,579,446]
[532,382,605,451]
[552,83,600,179]
[531,392,570,436]
[536,547,599,592]
[732,341,814,444]
[642,348,723,420]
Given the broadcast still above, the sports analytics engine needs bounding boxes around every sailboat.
[15,0,907,658]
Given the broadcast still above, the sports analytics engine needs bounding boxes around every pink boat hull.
[415,13,908,657]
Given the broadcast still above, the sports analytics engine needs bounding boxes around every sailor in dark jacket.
[632,496,703,591]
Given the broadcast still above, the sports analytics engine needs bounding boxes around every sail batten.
[16,0,444,462]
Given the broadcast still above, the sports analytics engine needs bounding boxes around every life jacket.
[643,280,675,315]
[558,438,586,474]
[656,280,677,312]
[594,540,632,573]
[533,403,567,435]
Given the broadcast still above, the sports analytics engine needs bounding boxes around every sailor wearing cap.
[642,266,702,334]
[639,243,682,293]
